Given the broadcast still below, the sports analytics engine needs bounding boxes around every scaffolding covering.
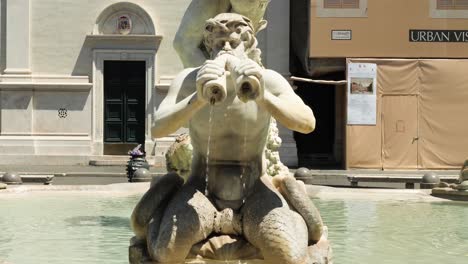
[347,59,468,169]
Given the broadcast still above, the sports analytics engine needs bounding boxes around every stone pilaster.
[264,0,290,76]
[265,1,295,166]
[4,0,30,74]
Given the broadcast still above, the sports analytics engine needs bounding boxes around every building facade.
[0,0,294,166]
[291,0,468,169]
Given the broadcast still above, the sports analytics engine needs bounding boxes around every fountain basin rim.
[0,182,456,203]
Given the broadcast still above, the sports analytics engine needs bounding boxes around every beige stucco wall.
[310,0,468,58]
[30,0,188,80]
[28,0,289,86]
[0,0,293,165]
[0,0,4,72]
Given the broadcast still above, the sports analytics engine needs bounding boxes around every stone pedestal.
[131,168,152,183]
[127,156,150,182]
[129,231,333,264]
[1,173,23,185]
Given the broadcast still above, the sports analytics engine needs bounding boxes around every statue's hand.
[232,59,264,103]
[196,60,226,104]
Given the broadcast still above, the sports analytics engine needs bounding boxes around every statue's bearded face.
[203,13,255,59]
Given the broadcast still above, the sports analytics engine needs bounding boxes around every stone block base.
[129,234,333,264]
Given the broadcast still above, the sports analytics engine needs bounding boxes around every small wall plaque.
[332,30,352,40]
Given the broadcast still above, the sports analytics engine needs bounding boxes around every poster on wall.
[347,63,377,125]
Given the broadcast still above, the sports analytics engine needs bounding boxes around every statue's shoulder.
[263,69,285,79]
[263,69,293,94]
[263,69,289,84]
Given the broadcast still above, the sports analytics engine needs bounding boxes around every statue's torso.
[187,73,271,209]
[189,95,270,161]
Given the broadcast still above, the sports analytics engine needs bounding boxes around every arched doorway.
[90,2,161,155]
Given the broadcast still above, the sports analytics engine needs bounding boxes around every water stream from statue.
[205,105,215,196]
[241,107,248,204]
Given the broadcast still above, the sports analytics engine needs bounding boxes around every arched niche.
[93,2,155,35]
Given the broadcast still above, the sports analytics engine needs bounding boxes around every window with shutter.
[317,0,367,17]
[431,0,468,18]
[342,0,360,8]
[324,0,360,9]
[437,0,468,9]
[324,0,342,8]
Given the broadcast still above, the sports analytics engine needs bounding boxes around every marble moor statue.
[130,1,331,263]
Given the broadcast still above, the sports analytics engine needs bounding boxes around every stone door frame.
[92,49,156,155]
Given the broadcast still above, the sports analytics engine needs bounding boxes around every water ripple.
[1,194,468,263]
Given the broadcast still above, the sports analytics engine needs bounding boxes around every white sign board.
[347,63,377,125]
[332,30,352,40]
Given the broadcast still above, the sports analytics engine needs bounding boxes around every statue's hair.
[203,13,263,67]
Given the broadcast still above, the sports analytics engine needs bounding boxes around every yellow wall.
[310,0,468,58]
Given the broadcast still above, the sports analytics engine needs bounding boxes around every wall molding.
[0,133,89,137]
[0,75,92,90]
[0,82,92,90]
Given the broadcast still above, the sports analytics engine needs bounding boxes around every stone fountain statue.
[129,4,331,264]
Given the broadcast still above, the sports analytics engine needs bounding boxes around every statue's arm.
[258,70,316,134]
[174,0,231,68]
[151,69,206,138]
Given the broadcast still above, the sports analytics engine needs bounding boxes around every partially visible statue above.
[174,0,271,68]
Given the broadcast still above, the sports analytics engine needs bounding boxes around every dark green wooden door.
[104,61,146,154]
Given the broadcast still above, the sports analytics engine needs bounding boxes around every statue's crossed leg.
[148,185,216,263]
[146,175,313,264]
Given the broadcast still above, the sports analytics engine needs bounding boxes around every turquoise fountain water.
[0,191,467,264]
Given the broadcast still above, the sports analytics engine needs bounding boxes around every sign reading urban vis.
[410,30,468,42]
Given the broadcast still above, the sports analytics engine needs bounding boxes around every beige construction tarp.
[347,59,468,169]
[346,101,382,169]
